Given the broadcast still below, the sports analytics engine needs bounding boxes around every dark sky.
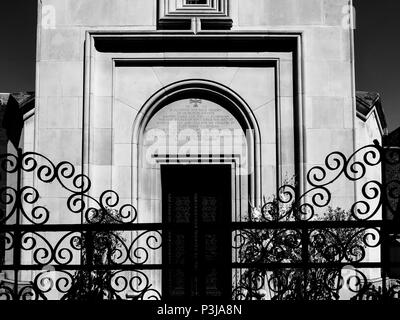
[0,0,37,93]
[354,0,400,132]
[0,0,399,131]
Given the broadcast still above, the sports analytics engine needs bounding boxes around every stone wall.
[24,0,388,298]
[35,0,355,204]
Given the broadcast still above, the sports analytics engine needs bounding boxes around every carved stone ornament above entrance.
[157,0,232,31]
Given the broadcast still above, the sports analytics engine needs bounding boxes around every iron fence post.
[13,148,23,298]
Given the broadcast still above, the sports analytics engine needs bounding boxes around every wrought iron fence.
[0,141,399,300]
[232,141,400,301]
[0,149,162,300]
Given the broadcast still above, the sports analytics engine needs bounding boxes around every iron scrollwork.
[232,140,400,301]
[0,139,399,300]
[0,149,162,300]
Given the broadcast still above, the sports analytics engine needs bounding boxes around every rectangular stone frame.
[159,0,229,17]
[157,0,231,30]
[82,31,305,207]
[153,155,240,223]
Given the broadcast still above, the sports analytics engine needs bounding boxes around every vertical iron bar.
[381,144,388,301]
[301,226,309,301]
[247,271,253,300]
[86,230,94,297]
[13,148,22,299]
[381,221,388,301]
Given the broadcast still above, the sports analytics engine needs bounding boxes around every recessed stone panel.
[323,0,350,26]
[38,61,83,97]
[253,101,276,145]
[305,27,343,61]
[229,67,275,111]
[93,96,112,129]
[92,128,112,165]
[310,96,345,129]
[113,100,140,144]
[66,0,155,26]
[305,60,352,97]
[39,97,81,129]
[38,128,82,164]
[111,166,132,199]
[306,129,353,165]
[89,165,112,198]
[93,59,113,97]
[238,0,322,26]
[114,67,163,110]
[152,66,239,89]
[113,144,132,167]
[39,28,82,61]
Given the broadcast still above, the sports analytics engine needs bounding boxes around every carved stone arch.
[132,79,262,213]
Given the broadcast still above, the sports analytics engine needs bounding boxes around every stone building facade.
[34,0,364,214]
[1,0,390,299]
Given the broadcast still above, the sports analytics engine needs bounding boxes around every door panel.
[162,165,231,299]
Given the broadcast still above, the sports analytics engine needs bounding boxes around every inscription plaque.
[146,98,242,134]
[144,98,247,160]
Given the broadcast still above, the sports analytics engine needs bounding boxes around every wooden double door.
[161,165,231,300]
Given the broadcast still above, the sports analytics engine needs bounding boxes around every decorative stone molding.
[158,0,232,30]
